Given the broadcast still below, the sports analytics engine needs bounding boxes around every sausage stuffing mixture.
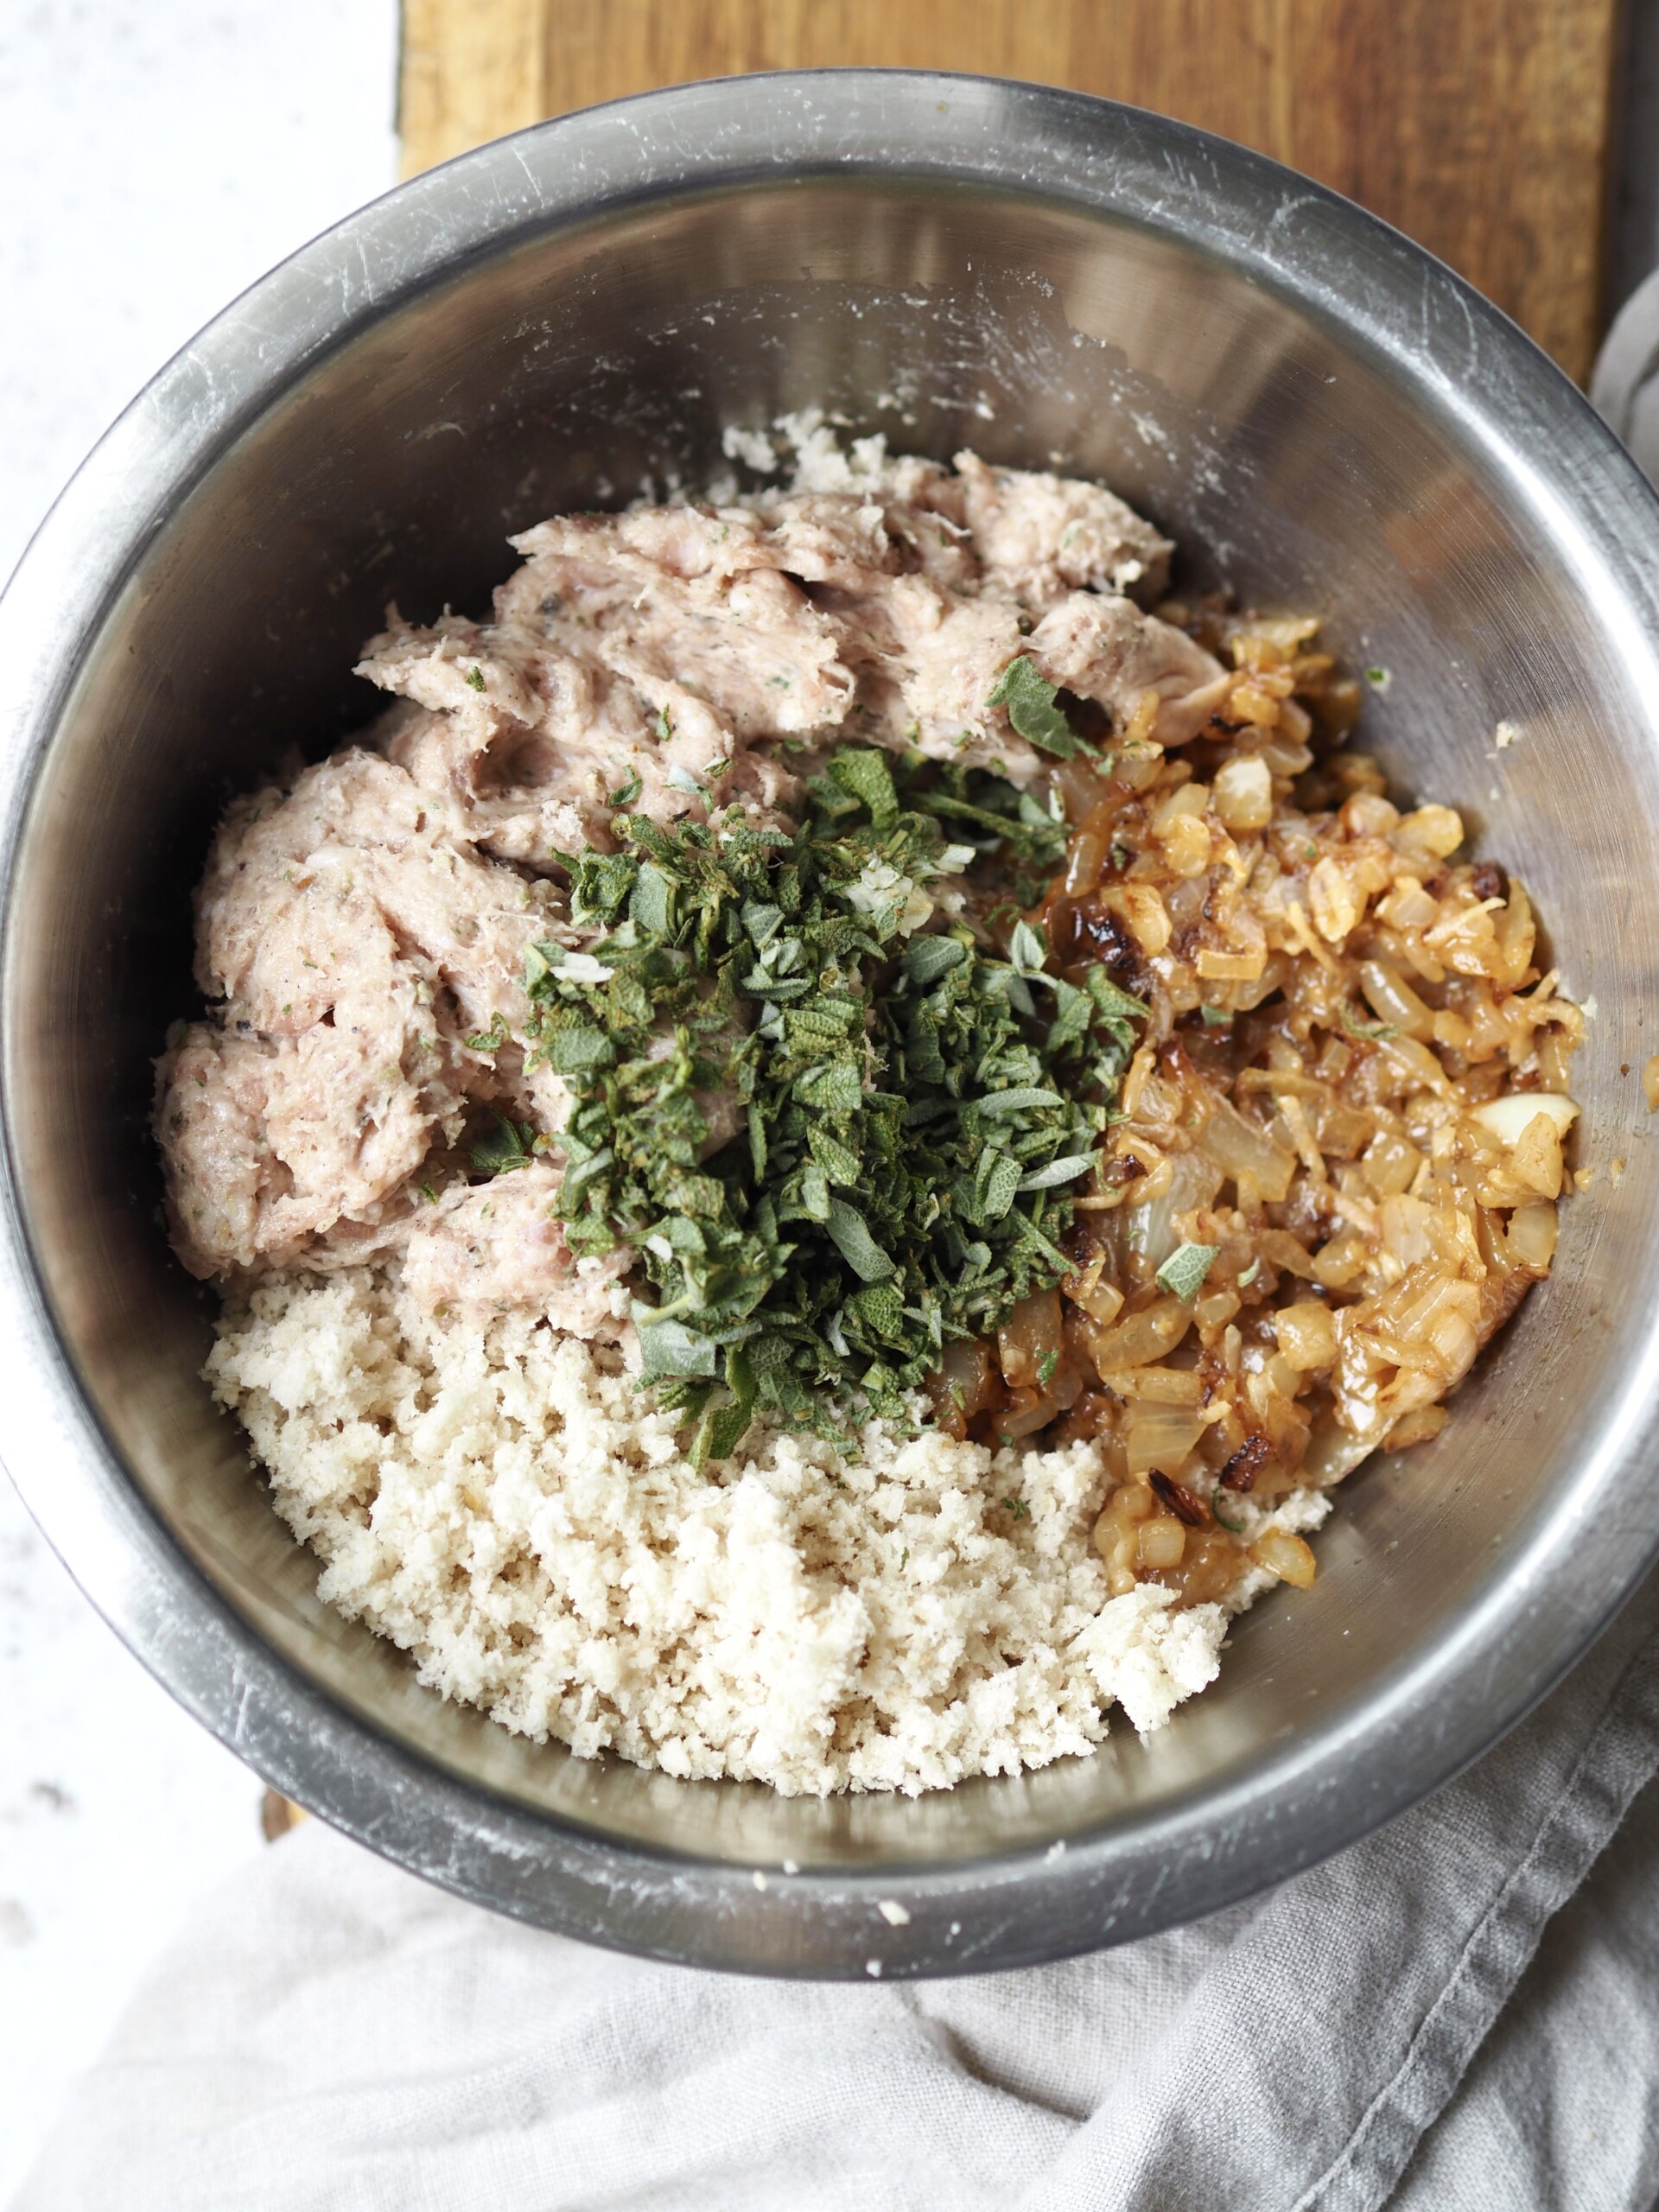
[161,424,1580,1794]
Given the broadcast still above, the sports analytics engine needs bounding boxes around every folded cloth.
[12,1563,1659,2212]
[1592,265,1659,486]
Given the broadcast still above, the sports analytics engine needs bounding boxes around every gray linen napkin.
[12,1565,1659,2212]
[1592,268,1659,487]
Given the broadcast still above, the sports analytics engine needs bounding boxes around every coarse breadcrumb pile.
[207,1267,1325,1795]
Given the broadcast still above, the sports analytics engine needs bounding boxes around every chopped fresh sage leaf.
[824,1198,897,1283]
[1007,918,1048,975]
[637,1313,721,1381]
[464,1011,510,1055]
[1015,1152,1096,1192]
[826,747,900,827]
[1155,1242,1220,1302]
[1237,1256,1262,1288]
[1088,973,1149,1024]
[987,656,1091,760]
[465,665,486,693]
[1211,1483,1249,1535]
[470,1113,536,1177]
[1340,1004,1401,1043]
[904,932,968,986]
[979,1085,1065,1116]
[608,765,643,808]
[521,750,1147,1459]
[1198,1004,1233,1028]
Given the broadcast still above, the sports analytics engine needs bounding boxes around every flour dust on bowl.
[3,72,1659,1976]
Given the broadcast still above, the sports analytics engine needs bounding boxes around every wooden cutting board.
[399,0,1619,385]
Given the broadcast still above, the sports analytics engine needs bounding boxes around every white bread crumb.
[206,1264,1261,1796]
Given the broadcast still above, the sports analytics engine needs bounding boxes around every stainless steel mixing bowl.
[4,72,1659,1979]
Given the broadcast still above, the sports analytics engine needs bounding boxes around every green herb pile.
[488,747,1147,1465]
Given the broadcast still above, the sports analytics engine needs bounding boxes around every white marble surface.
[0,3,397,2198]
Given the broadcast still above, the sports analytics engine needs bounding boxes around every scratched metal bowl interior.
[4,73,1659,1976]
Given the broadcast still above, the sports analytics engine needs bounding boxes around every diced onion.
[1114,1147,1223,1273]
[1307,858,1364,944]
[1506,1200,1558,1268]
[1212,753,1273,831]
[1249,1528,1318,1586]
[1299,1409,1375,1487]
[1357,959,1434,1039]
[1100,1365,1205,1405]
[1361,1130,1421,1198]
[1062,1258,1125,1326]
[1197,1096,1296,1203]
[1198,946,1268,982]
[1152,783,1209,833]
[1135,1516,1187,1569]
[1394,804,1465,860]
[1103,884,1172,955]
[1469,1093,1579,1147]
[1274,1300,1338,1371]
[1125,1405,1205,1475]
[1079,1295,1192,1373]
[1063,828,1109,896]
[997,1288,1063,1389]
[999,1364,1083,1442]
[1257,1229,1320,1280]
[1386,1405,1447,1450]
[1161,813,1212,877]
[930,1338,1000,1438]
